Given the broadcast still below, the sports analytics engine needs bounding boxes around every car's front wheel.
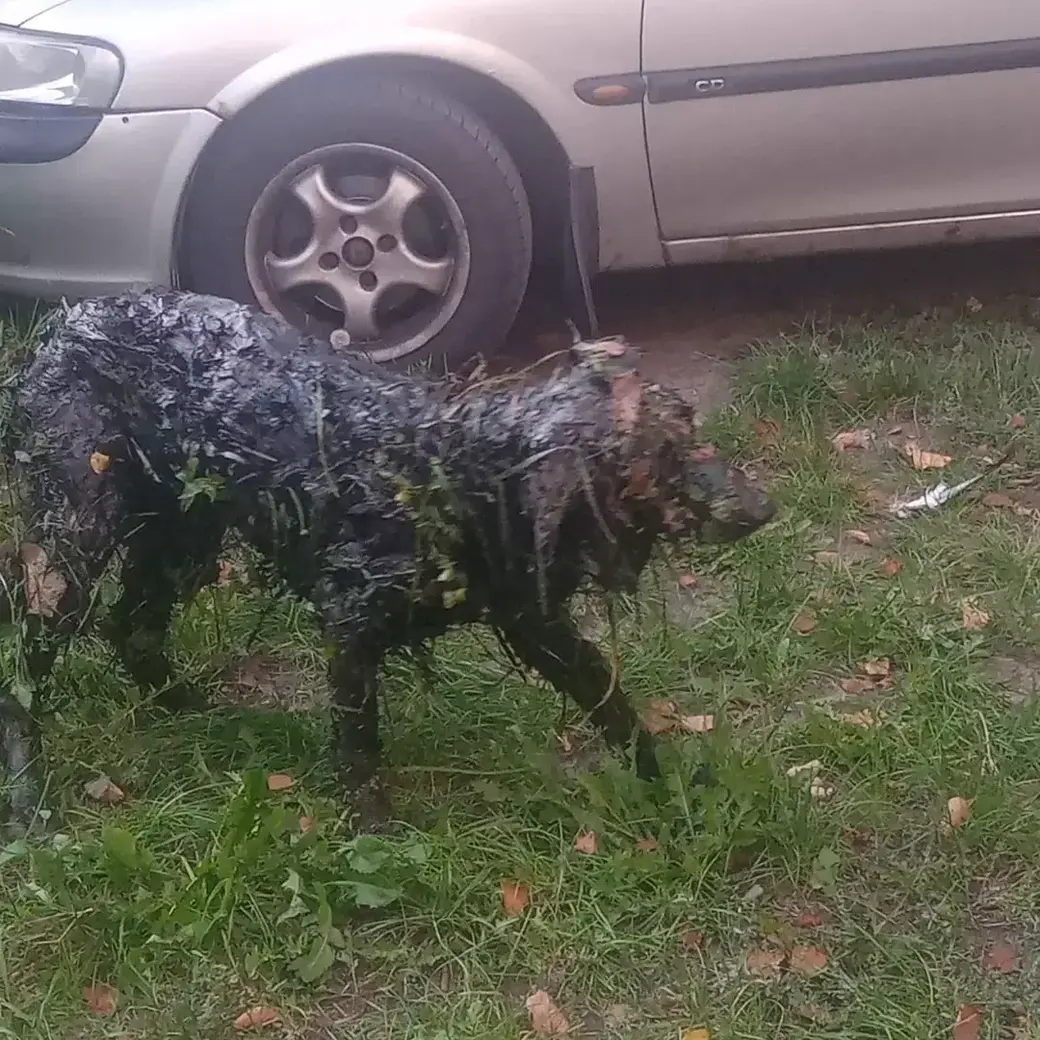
[181,77,533,368]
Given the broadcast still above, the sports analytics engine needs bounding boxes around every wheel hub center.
[342,236,376,268]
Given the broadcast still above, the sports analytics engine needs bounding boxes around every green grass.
[3,302,1040,1038]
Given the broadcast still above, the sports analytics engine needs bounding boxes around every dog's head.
[570,335,776,546]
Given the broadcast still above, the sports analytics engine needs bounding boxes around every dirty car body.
[0,288,774,828]
[3,0,1040,366]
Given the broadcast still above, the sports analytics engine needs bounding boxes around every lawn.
[2,297,1040,1039]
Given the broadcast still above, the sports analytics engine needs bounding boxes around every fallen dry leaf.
[20,543,67,618]
[88,451,110,474]
[982,492,1016,509]
[693,444,716,461]
[947,796,973,829]
[953,1004,983,1040]
[681,1029,710,1040]
[839,677,873,696]
[843,827,873,848]
[880,557,903,577]
[635,837,659,853]
[501,879,530,916]
[233,1006,281,1032]
[682,929,704,951]
[792,610,817,635]
[905,441,952,471]
[789,945,828,976]
[814,550,843,566]
[1010,413,1027,429]
[217,559,235,586]
[845,529,873,546]
[794,911,823,929]
[754,417,780,442]
[298,815,315,835]
[266,773,294,792]
[836,709,879,729]
[678,572,698,589]
[573,830,598,855]
[981,941,1018,975]
[680,713,714,734]
[611,371,642,435]
[862,658,891,678]
[966,296,983,313]
[526,989,569,1035]
[961,600,990,631]
[83,776,125,805]
[642,699,679,735]
[83,983,117,1017]
[832,428,872,452]
[746,948,786,978]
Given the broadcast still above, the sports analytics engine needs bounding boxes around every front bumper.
[0,107,220,299]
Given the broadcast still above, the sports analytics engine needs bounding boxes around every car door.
[642,0,1040,258]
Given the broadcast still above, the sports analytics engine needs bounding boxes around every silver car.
[3,0,1040,367]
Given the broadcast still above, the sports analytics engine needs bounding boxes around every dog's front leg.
[495,613,660,781]
[0,686,44,833]
[327,636,394,827]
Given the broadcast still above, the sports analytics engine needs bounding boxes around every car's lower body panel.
[664,208,1040,265]
[0,108,218,299]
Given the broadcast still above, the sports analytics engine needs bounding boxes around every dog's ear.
[568,334,641,376]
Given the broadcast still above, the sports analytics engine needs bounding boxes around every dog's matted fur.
[0,289,775,826]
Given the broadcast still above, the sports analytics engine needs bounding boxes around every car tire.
[181,76,533,369]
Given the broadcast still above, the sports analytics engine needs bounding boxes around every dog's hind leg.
[107,503,225,711]
[495,613,660,781]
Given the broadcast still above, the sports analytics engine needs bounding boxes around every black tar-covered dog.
[0,289,775,828]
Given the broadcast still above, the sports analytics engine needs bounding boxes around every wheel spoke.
[326,272,380,340]
[376,243,454,297]
[266,246,323,292]
[364,168,427,236]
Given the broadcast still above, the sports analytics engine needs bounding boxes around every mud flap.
[562,165,600,339]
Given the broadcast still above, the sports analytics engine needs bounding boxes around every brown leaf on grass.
[501,880,530,916]
[266,773,294,792]
[83,776,125,805]
[789,945,828,976]
[680,714,715,734]
[681,1029,710,1040]
[843,827,874,848]
[792,610,817,635]
[981,941,1018,975]
[693,444,716,461]
[1009,413,1027,429]
[754,418,780,445]
[682,929,704,951]
[611,371,642,435]
[573,830,598,855]
[961,600,990,631]
[678,572,698,589]
[233,1006,281,1032]
[526,990,569,1035]
[880,557,903,577]
[746,948,786,978]
[635,837,659,853]
[904,441,952,470]
[947,796,973,829]
[836,709,880,729]
[832,428,872,452]
[20,543,67,618]
[953,1004,983,1040]
[298,816,315,835]
[839,677,873,696]
[642,699,679,735]
[845,529,874,546]
[88,451,111,474]
[983,492,1016,509]
[794,911,824,929]
[83,983,117,1017]
[217,559,235,586]
[862,658,891,678]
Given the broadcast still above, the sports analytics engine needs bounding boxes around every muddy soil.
[506,239,1040,411]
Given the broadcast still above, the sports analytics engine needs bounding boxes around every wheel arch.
[176,53,575,288]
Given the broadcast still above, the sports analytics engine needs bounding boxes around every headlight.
[0,27,121,108]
